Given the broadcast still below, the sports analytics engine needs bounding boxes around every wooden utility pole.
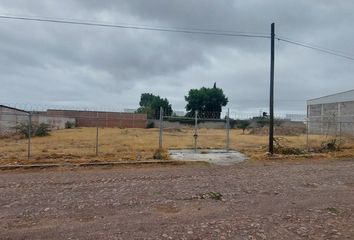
[269,23,275,154]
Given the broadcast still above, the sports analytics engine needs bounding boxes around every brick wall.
[46,109,147,128]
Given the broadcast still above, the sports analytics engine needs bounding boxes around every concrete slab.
[169,149,247,166]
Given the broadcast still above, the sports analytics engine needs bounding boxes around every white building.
[307,90,354,136]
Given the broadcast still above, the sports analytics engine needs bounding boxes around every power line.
[2,13,271,36]
[1,14,353,61]
[276,36,354,61]
[0,15,270,39]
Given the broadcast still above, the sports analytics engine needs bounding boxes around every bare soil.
[2,127,354,165]
[1,159,354,239]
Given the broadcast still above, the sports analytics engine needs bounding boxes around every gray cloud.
[0,0,353,114]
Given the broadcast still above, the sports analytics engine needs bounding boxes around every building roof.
[307,89,354,105]
[0,104,29,114]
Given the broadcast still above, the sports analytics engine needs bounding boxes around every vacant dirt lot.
[1,159,354,239]
[1,127,354,165]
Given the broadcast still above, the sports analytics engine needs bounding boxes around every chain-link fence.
[305,119,354,152]
[155,108,232,152]
[1,105,354,165]
[0,108,150,163]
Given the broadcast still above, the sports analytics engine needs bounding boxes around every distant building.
[307,90,354,136]
[285,114,306,122]
[0,105,147,136]
[0,105,29,136]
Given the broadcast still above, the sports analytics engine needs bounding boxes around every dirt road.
[1,160,354,239]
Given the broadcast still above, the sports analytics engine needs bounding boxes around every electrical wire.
[276,36,354,61]
[1,14,353,61]
[0,15,270,39]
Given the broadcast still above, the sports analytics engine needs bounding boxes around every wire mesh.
[1,104,354,165]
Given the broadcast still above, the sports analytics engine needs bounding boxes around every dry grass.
[0,127,354,165]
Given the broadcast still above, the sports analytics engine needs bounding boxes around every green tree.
[136,93,173,119]
[236,120,251,134]
[185,83,228,119]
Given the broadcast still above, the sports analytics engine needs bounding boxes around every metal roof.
[307,89,354,105]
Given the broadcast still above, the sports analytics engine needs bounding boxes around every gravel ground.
[1,159,354,240]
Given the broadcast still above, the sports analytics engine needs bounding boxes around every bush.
[320,139,343,152]
[65,121,76,129]
[14,122,51,138]
[153,148,169,160]
[146,121,154,128]
[35,123,51,137]
[14,123,31,138]
[235,119,251,133]
[273,137,305,155]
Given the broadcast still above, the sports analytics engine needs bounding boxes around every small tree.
[136,93,173,119]
[236,120,251,134]
[185,83,228,119]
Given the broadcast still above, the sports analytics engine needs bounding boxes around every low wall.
[0,111,75,136]
[47,109,147,128]
[151,120,226,129]
[32,115,76,130]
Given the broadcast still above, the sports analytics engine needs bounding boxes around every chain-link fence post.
[194,110,198,152]
[226,108,230,152]
[306,119,309,152]
[339,121,342,149]
[96,111,99,156]
[27,112,32,160]
[159,106,163,150]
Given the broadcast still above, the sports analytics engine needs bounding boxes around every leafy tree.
[236,120,251,134]
[185,83,228,119]
[136,93,173,119]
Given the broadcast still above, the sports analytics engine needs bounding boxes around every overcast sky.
[0,0,353,114]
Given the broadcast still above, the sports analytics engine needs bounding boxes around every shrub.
[235,119,251,134]
[273,137,305,155]
[146,121,154,128]
[14,122,50,138]
[14,123,33,138]
[65,121,76,129]
[320,139,343,152]
[35,123,50,137]
[153,148,169,160]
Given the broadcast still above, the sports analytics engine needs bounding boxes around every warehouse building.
[307,89,354,136]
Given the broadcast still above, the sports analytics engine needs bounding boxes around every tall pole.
[159,106,163,150]
[226,108,230,152]
[28,113,32,160]
[269,23,275,154]
[96,111,99,156]
[194,110,198,152]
